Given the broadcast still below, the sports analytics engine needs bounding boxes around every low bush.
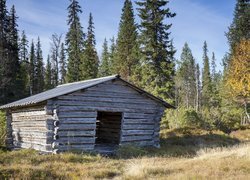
[0,111,6,147]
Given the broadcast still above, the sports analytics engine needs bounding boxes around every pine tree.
[115,0,139,80]
[99,38,111,76]
[175,43,196,108]
[34,37,44,94]
[201,41,212,108]
[66,0,85,82]
[211,52,216,81]
[29,40,35,95]
[45,55,53,90]
[136,0,176,101]
[59,43,67,84]
[80,13,99,80]
[226,0,250,52]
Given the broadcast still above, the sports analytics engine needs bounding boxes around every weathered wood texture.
[10,106,53,152]
[53,79,165,150]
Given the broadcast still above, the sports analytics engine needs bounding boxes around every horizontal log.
[56,130,95,137]
[123,124,154,130]
[123,119,154,124]
[12,110,46,117]
[59,118,96,124]
[120,140,154,146]
[122,130,154,136]
[55,144,95,151]
[57,100,157,110]
[58,124,96,130]
[12,120,54,127]
[58,106,156,113]
[12,131,53,138]
[13,141,52,151]
[121,135,152,142]
[124,112,155,119]
[88,84,139,94]
[57,96,156,105]
[55,137,95,144]
[12,114,51,122]
[15,136,53,144]
[58,111,97,118]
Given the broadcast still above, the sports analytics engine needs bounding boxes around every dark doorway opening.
[95,111,122,145]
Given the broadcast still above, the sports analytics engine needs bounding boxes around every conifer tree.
[99,38,111,76]
[34,37,44,94]
[59,43,67,84]
[45,55,53,90]
[211,52,216,81]
[109,36,116,74]
[195,63,201,111]
[136,0,176,101]
[226,0,250,52]
[175,43,196,108]
[115,0,139,80]
[29,40,35,95]
[201,41,212,108]
[66,0,85,82]
[80,13,99,80]
[50,33,62,86]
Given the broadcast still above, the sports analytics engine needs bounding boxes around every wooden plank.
[123,119,154,124]
[121,140,154,146]
[12,110,46,117]
[12,114,51,122]
[124,112,155,119]
[55,144,95,151]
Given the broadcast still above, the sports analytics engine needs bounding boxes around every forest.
[0,0,249,179]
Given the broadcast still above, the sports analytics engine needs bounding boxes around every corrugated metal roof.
[0,74,175,109]
[0,75,118,109]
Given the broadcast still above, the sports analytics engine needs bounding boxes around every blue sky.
[7,0,235,71]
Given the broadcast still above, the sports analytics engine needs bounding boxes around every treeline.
[0,0,249,132]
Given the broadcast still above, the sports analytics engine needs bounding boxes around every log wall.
[10,105,53,152]
[52,79,165,152]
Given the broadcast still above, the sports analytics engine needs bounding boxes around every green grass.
[0,127,249,179]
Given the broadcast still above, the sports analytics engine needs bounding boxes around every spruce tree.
[99,38,111,76]
[18,31,29,96]
[50,33,62,86]
[29,40,35,95]
[59,43,67,84]
[175,43,196,108]
[115,0,139,80]
[109,36,116,74]
[45,55,53,90]
[226,0,250,52]
[136,0,176,101]
[66,0,85,82]
[80,13,99,80]
[195,63,201,111]
[34,37,44,94]
[201,41,212,108]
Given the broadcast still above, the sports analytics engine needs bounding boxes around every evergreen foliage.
[226,0,250,52]
[59,43,67,84]
[45,55,53,90]
[34,37,44,94]
[66,0,85,82]
[80,13,99,80]
[115,0,139,80]
[99,38,111,76]
[109,36,116,74]
[29,40,35,95]
[175,43,196,108]
[201,41,212,108]
[136,0,176,102]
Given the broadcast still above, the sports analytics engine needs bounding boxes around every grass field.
[0,127,249,179]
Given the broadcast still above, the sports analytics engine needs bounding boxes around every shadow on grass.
[115,130,240,159]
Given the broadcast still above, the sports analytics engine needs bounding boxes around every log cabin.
[0,75,174,153]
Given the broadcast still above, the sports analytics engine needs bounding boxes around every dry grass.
[0,128,250,179]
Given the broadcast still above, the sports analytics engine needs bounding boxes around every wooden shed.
[0,75,174,153]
